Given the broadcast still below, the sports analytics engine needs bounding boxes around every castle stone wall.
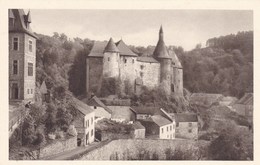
[87,57,103,94]
[172,68,183,95]
[136,61,160,89]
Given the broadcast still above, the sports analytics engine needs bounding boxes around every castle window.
[31,89,33,94]
[140,65,144,70]
[13,60,18,75]
[108,57,110,61]
[29,40,33,52]
[13,37,19,51]
[94,106,97,109]
[188,129,192,133]
[124,59,127,63]
[28,63,33,76]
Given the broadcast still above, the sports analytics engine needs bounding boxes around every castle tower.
[153,26,172,95]
[169,50,183,96]
[9,9,37,101]
[102,38,120,78]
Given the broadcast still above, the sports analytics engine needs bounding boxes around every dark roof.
[104,38,119,53]
[9,9,38,39]
[169,50,182,68]
[151,115,172,126]
[72,98,94,115]
[131,106,161,115]
[40,81,48,94]
[133,121,145,130]
[115,40,137,56]
[86,96,112,114]
[236,93,253,105]
[175,113,198,123]
[137,56,159,63]
[153,26,171,59]
[88,41,107,57]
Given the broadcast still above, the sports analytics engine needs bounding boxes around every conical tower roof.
[153,26,171,59]
[104,38,119,53]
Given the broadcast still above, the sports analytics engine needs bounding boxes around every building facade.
[9,9,37,102]
[72,98,95,146]
[175,113,198,140]
[86,26,183,96]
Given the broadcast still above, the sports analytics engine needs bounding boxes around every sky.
[27,9,253,51]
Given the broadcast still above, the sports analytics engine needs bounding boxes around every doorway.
[11,83,19,99]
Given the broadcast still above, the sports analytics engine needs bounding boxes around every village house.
[9,9,38,102]
[132,121,146,139]
[175,113,198,140]
[82,95,112,122]
[107,106,136,123]
[132,106,175,139]
[232,93,253,120]
[71,98,95,146]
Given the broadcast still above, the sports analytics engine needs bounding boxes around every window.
[27,89,30,94]
[28,63,33,76]
[188,129,192,133]
[124,59,127,63]
[91,117,93,125]
[91,129,94,136]
[189,122,192,127]
[167,126,168,132]
[31,89,33,94]
[170,125,172,131]
[132,59,134,63]
[87,120,89,127]
[176,122,179,127]
[85,120,88,128]
[13,37,18,51]
[29,40,33,52]
[161,128,164,134]
[13,60,18,75]
[140,72,143,78]
[94,106,97,109]
[140,65,144,70]
[108,57,110,61]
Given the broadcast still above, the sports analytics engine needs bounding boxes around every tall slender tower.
[9,9,37,101]
[153,26,172,95]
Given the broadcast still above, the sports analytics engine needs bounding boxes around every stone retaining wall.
[77,139,198,160]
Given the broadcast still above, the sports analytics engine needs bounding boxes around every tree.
[22,115,36,145]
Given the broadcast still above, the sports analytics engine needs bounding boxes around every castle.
[86,26,183,96]
[9,9,37,101]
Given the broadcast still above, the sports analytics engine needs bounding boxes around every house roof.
[104,38,119,53]
[153,26,171,59]
[88,41,107,57]
[9,9,38,39]
[133,121,145,130]
[169,50,182,68]
[72,98,94,115]
[175,113,198,123]
[131,106,161,115]
[115,40,137,56]
[151,115,172,127]
[85,96,112,114]
[108,106,135,121]
[190,93,224,105]
[137,56,159,63]
[40,80,48,94]
[236,93,253,105]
